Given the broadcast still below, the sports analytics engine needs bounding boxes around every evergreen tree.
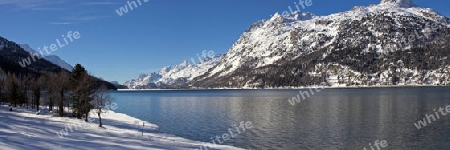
[70,64,87,119]
[79,73,96,122]
[70,64,95,121]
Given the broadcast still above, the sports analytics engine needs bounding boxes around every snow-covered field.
[0,105,242,150]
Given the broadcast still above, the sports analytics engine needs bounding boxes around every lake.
[112,87,450,149]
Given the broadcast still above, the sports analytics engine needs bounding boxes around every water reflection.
[113,87,450,149]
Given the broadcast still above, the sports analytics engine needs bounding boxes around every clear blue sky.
[0,0,448,83]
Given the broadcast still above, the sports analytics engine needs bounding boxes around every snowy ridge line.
[17,31,80,69]
[191,0,450,88]
[127,0,450,89]
[19,44,74,71]
[277,0,313,17]
[124,50,222,89]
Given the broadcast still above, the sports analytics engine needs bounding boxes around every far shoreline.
[117,85,450,91]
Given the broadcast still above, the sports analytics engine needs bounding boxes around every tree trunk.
[49,98,53,112]
[13,100,17,107]
[67,103,71,116]
[36,98,40,112]
[35,91,40,112]
[85,111,89,122]
[76,97,82,119]
[98,112,102,127]
[58,91,64,117]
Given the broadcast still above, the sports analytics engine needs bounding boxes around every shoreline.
[117,85,450,91]
[0,105,243,150]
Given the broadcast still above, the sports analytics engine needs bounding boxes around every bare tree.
[32,75,44,112]
[56,70,70,117]
[92,84,113,127]
[46,72,58,112]
[0,68,4,104]
[6,72,19,107]
[21,74,33,108]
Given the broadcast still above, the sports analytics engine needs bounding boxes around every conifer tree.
[70,64,95,121]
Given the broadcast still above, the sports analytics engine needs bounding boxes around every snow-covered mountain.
[191,0,450,88]
[124,55,222,89]
[380,0,416,8]
[19,44,73,71]
[110,81,121,85]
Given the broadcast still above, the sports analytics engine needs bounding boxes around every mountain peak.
[380,0,416,8]
[18,44,73,71]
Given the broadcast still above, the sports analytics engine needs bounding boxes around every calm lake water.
[112,87,450,149]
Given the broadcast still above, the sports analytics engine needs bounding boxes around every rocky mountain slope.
[190,0,450,88]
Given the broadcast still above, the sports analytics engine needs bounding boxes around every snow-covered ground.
[0,105,242,150]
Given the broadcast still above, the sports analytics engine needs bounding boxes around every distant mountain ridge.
[124,55,222,89]
[19,44,73,71]
[0,36,64,74]
[124,0,450,89]
[0,36,118,90]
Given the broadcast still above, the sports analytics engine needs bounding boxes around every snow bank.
[0,105,242,150]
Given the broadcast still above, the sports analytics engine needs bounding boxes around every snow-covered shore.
[0,105,242,150]
[118,84,449,91]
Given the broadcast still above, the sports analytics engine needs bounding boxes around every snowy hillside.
[124,55,222,89]
[19,44,73,71]
[191,0,450,88]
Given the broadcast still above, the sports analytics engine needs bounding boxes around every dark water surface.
[112,87,450,149]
